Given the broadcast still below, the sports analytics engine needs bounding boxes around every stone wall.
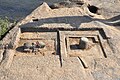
[2,26,21,49]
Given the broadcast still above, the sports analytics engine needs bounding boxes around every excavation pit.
[4,27,111,68]
[12,27,111,59]
[66,36,102,58]
[16,32,58,56]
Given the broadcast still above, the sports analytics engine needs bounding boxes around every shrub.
[0,17,10,39]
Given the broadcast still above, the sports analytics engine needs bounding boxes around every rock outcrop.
[70,0,120,19]
[0,2,120,80]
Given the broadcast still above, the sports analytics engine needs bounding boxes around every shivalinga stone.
[79,37,93,50]
[39,42,45,48]
[79,37,89,49]
[24,42,31,49]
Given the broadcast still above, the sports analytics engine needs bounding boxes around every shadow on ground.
[20,15,120,30]
[21,16,94,28]
[16,46,24,53]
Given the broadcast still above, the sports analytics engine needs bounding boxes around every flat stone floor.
[0,55,93,80]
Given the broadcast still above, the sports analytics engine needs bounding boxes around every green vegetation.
[0,17,10,39]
